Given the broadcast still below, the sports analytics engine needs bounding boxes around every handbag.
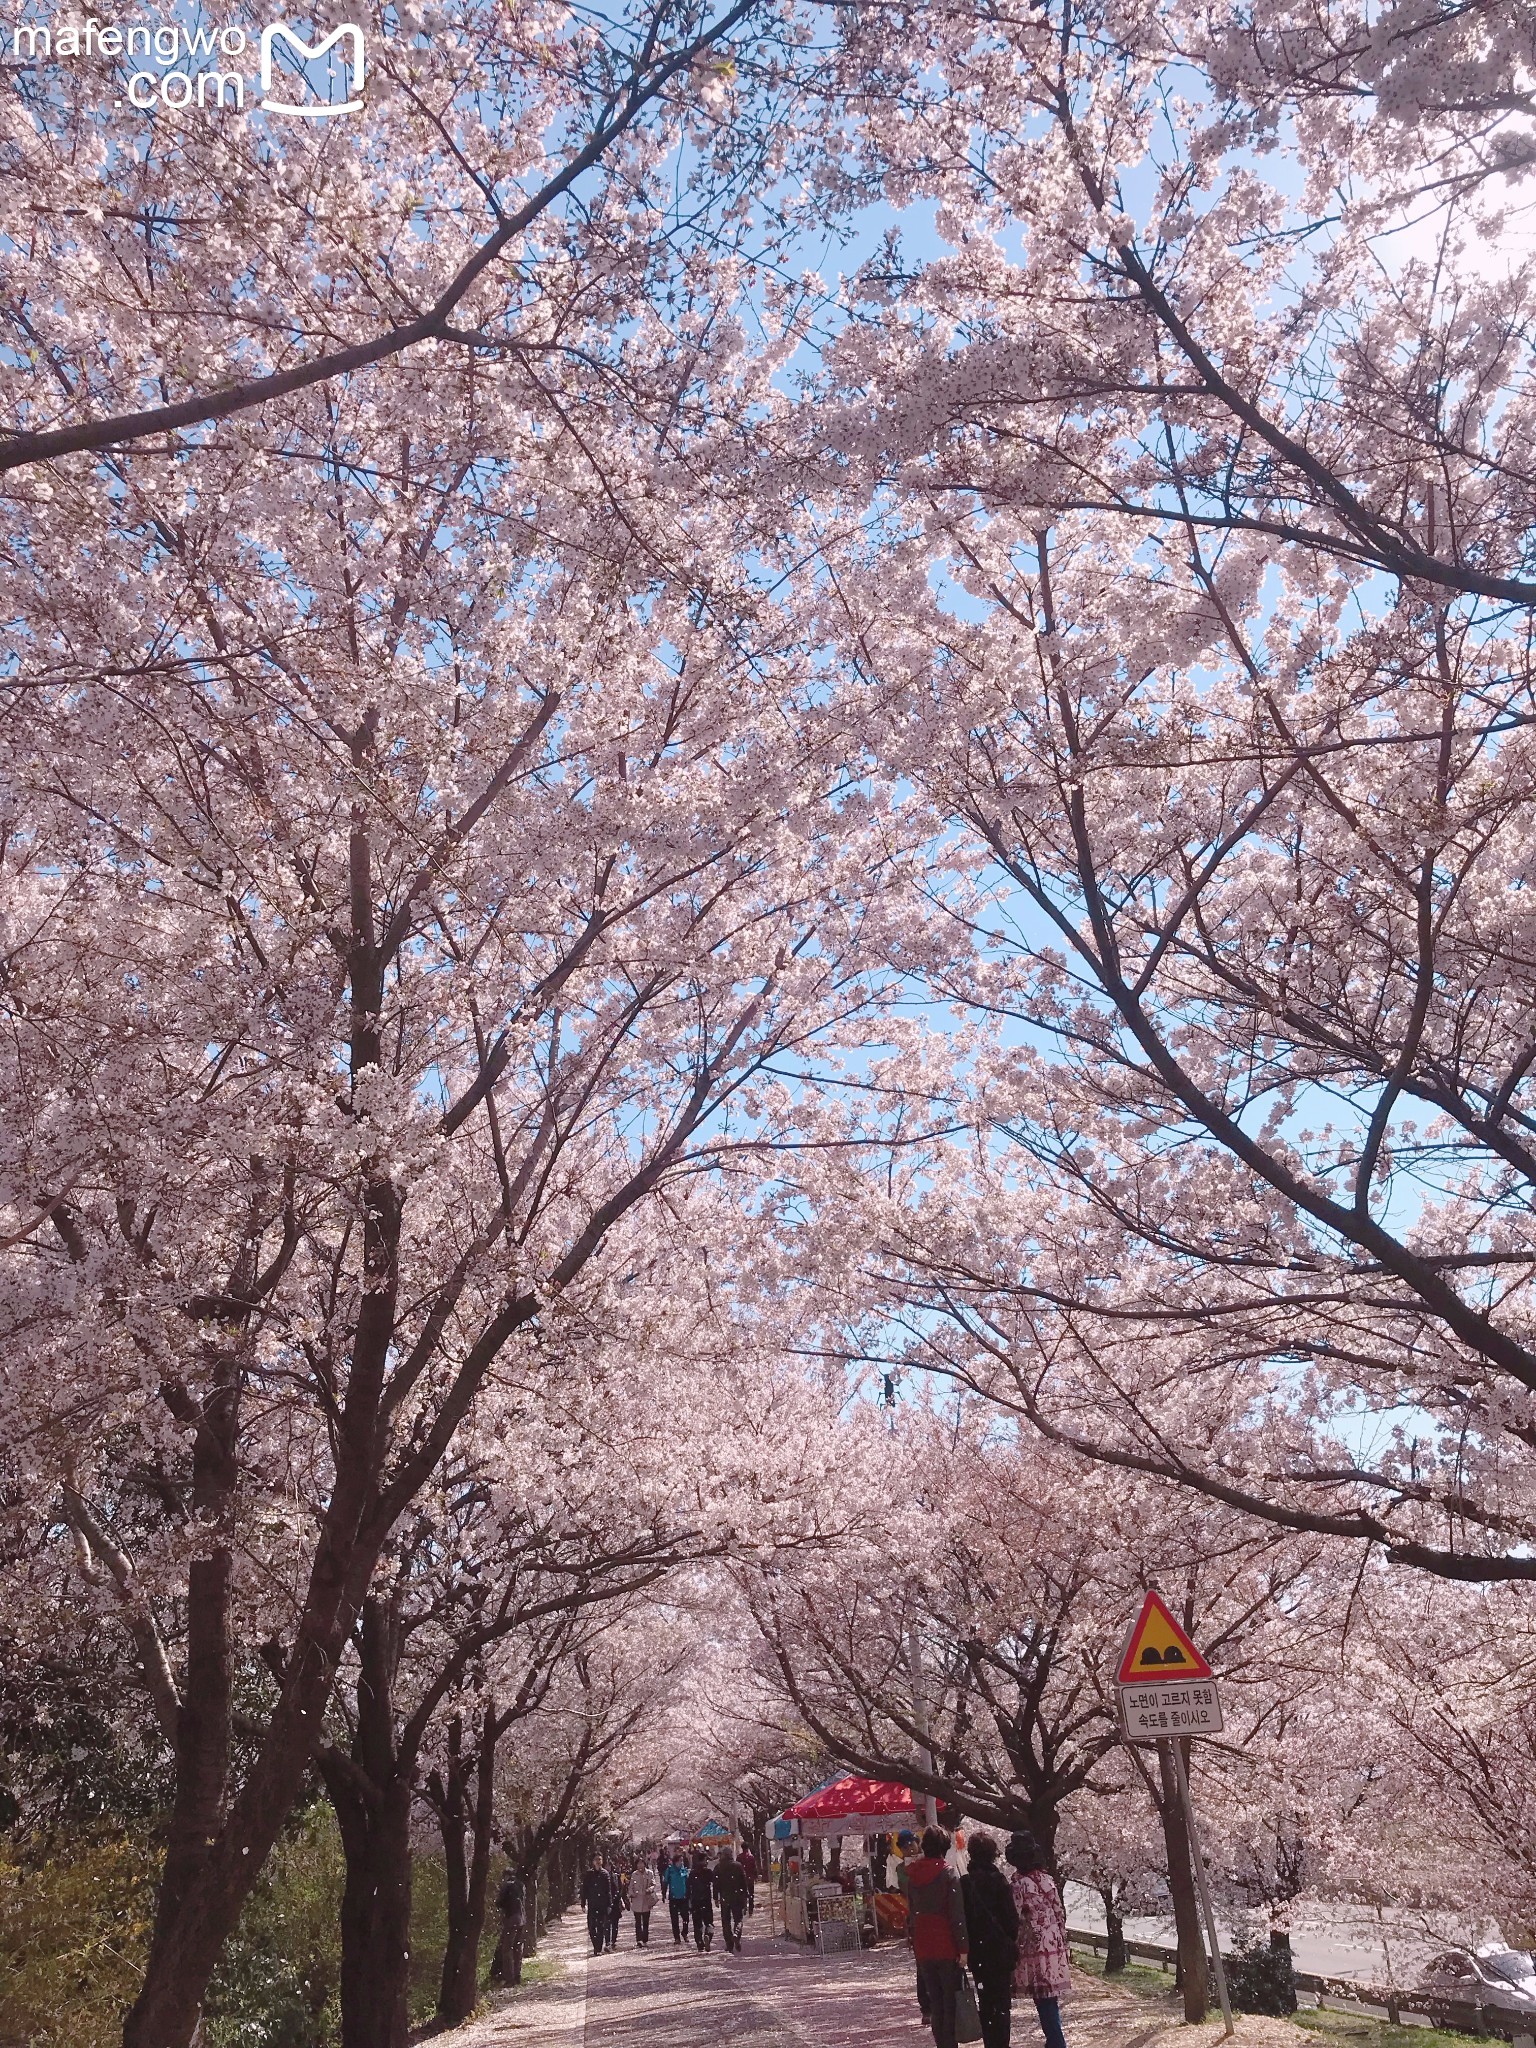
[955,1967,984,2044]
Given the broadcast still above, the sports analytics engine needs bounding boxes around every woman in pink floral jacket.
[1006,1834,1071,2048]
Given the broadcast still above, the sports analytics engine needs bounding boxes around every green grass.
[1070,1946,1179,1998]
[1068,1945,1498,2048]
[1293,2003,1494,2048]
[411,1948,564,2035]
[493,1956,564,1995]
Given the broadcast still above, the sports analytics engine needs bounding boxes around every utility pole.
[906,1617,939,1828]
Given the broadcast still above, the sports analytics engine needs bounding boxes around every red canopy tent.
[781,1774,920,1839]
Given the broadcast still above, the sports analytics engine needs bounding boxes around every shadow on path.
[435,1898,1302,2048]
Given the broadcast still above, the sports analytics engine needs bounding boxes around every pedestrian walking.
[491,1860,527,1986]
[894,1829,929,2023]
[583,1858,613,1955]
[906,1826,969,2048]
[1005,1835,1071,2048]
[657,1843,671,1887]
[740,1843,758,1913]
[713,1847,751,1952]
[664,1851,691,1944]
[629,1861,659,1946]
[610,1862,627,1950]
[687,1851,716,1951]
[962,1833,1020,2048]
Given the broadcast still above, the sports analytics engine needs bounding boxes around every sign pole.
[1115,1589,1230,2034]
[1167,1738,1234,2039]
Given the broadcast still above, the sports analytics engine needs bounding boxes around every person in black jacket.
[687,1852,715,1950]
[492,1862,526,1985]
[582,1860,613,1954]
[713,1848,751,1952]
[961,1833,1021,2048]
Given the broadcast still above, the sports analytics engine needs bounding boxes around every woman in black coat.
[961,1834,1021,2048]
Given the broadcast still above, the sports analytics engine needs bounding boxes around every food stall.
[770,1775,920,1951]
[692,1817,737,1850]
[668,1816,740,1854]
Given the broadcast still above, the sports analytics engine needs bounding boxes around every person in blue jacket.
[663,1852,692,1945]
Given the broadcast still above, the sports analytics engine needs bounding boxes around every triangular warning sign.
[1116,1591,1212,1683]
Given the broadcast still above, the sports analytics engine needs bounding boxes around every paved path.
[435,1913,587,2048]
[443,1901,1301,2048]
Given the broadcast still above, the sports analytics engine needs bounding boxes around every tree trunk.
[1026,1799,1062,1876]
[1101,1887,1128,1974]
[1157,1740,1208,2023]
[436,1705,499,2026]
[524,1855,541,1955]
[318,1597,415,2048]
[332,1770,415,2048]
[125,1552,232,2048]
[122,1341,247,2048]
[434,1717,472,2024]
[123,874,414,2047]
[462,1728,496,1985]
[121,1307,404,2048]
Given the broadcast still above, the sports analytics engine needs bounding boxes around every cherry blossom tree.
[0,241,923,2039]
[781,2,1536,1562]
[803,503,1536,1584]
[483,1592,738,1933]
[313,1252,862,2046]
[746,1408,1340,2017]
[683,1666,836,1869]
[8,8,1536,2041]
[0,0,846,472]
[316,1510,689,2048]
[1056,1764,1165,1974]
[422,1644,566,2027]
[819,0,1535,605]
[655,0,1536,1604]
[1351,1573,1536,1936]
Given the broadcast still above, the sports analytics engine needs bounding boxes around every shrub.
[0,1809,477,2046]
[1227,1936,1299,2017]
[204,1804,345,2048]
[0,1833,158,2048]
[0,1807,344,2048]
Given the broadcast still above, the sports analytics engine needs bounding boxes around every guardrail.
[1066,1927,1536,2044]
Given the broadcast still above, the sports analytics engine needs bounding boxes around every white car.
[1416,1951,1536,2016]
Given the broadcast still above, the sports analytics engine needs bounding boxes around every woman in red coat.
[907,1827,970,2048]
